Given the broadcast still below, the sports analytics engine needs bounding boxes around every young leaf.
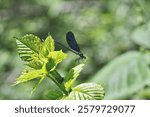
[40,42,49,57]
[16,34,41,62]
[40,35,55,57]
[26,59,43,69]
[64,64,84,90]
[15,69,45,85]
[63,83,104,100]
[45,35,55,52]
[47,50,67,65]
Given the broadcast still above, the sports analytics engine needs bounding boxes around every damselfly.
[55,31,86,59]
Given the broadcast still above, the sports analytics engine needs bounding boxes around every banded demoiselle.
[55,31,86,59]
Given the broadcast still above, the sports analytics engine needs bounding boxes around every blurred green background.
[0,0,150,99]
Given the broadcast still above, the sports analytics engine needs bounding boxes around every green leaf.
[134,87,150,99]
[46,58,56,71]
[64,64,84,90]
[46,89,64,100]
[15,69,45,84]
[16,34,41,62]
[63,83,104,100]
[45,35,55,52]
[90,51,150,99]
[40,35,55,57]
[40,42,49,57]
[132,25,150,49]
[27,59,43,69]
[31,76,45,95]
[47,50,67,65]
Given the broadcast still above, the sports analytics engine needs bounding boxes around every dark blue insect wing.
[66,31,81,52]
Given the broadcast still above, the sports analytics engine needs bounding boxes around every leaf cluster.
[15,34,104,100]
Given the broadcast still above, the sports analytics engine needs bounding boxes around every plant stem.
[50,70,63,84]
[47,74,68,95]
